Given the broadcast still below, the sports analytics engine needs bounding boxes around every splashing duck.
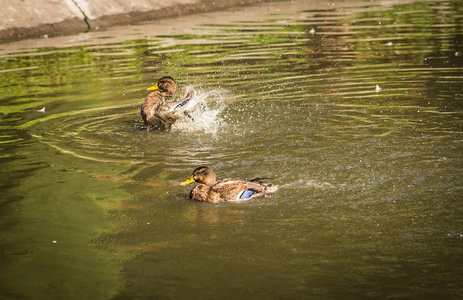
[141,76,196,130]
[180,166,278,203]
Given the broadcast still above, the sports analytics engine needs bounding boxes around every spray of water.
[172,87,228,135]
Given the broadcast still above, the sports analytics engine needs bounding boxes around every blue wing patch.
[240,190,257,199]
[172,99,191,110]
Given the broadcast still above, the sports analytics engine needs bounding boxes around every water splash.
[172,88,228,135]
[280,178,336,190]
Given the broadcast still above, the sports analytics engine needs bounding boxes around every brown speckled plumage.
[181,166,278,203]
[141,76,194,130]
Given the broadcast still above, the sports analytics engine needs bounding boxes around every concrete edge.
[0,18,88,44]
[0,0,280,44]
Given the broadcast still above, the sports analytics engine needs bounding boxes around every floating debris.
[37,107,46,113]
[375,85,382,93]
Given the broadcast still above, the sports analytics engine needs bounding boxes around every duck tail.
[249,177,272,183]
[264,185,278,193]
[247,185,278,200]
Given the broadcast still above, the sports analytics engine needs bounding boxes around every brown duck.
[141,76,196,130]
[180,166,278,203]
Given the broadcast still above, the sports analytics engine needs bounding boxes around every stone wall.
[0,0,280,43]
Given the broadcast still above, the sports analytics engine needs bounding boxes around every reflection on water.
[1,0,462,298]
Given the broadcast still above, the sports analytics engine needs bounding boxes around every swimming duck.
[180,166,278,203]
[141,76,196,130]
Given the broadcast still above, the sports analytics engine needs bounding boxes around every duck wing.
[171,87,225,115]
[169,87,197,112]
[212,178,277,202]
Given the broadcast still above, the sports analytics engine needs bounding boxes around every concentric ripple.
[23,89,229,165]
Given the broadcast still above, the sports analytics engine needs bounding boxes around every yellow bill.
[180,177,195,186]
[147,83,159,91]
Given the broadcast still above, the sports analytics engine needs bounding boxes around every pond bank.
[0,0,280,43]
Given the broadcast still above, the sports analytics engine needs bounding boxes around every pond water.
[1,0,462,298]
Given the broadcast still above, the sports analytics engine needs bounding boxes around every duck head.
[147,76,177,97]
[180,166,217,186]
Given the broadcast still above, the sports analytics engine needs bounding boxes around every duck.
[180,166,278,203]
[141,76,196,130]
